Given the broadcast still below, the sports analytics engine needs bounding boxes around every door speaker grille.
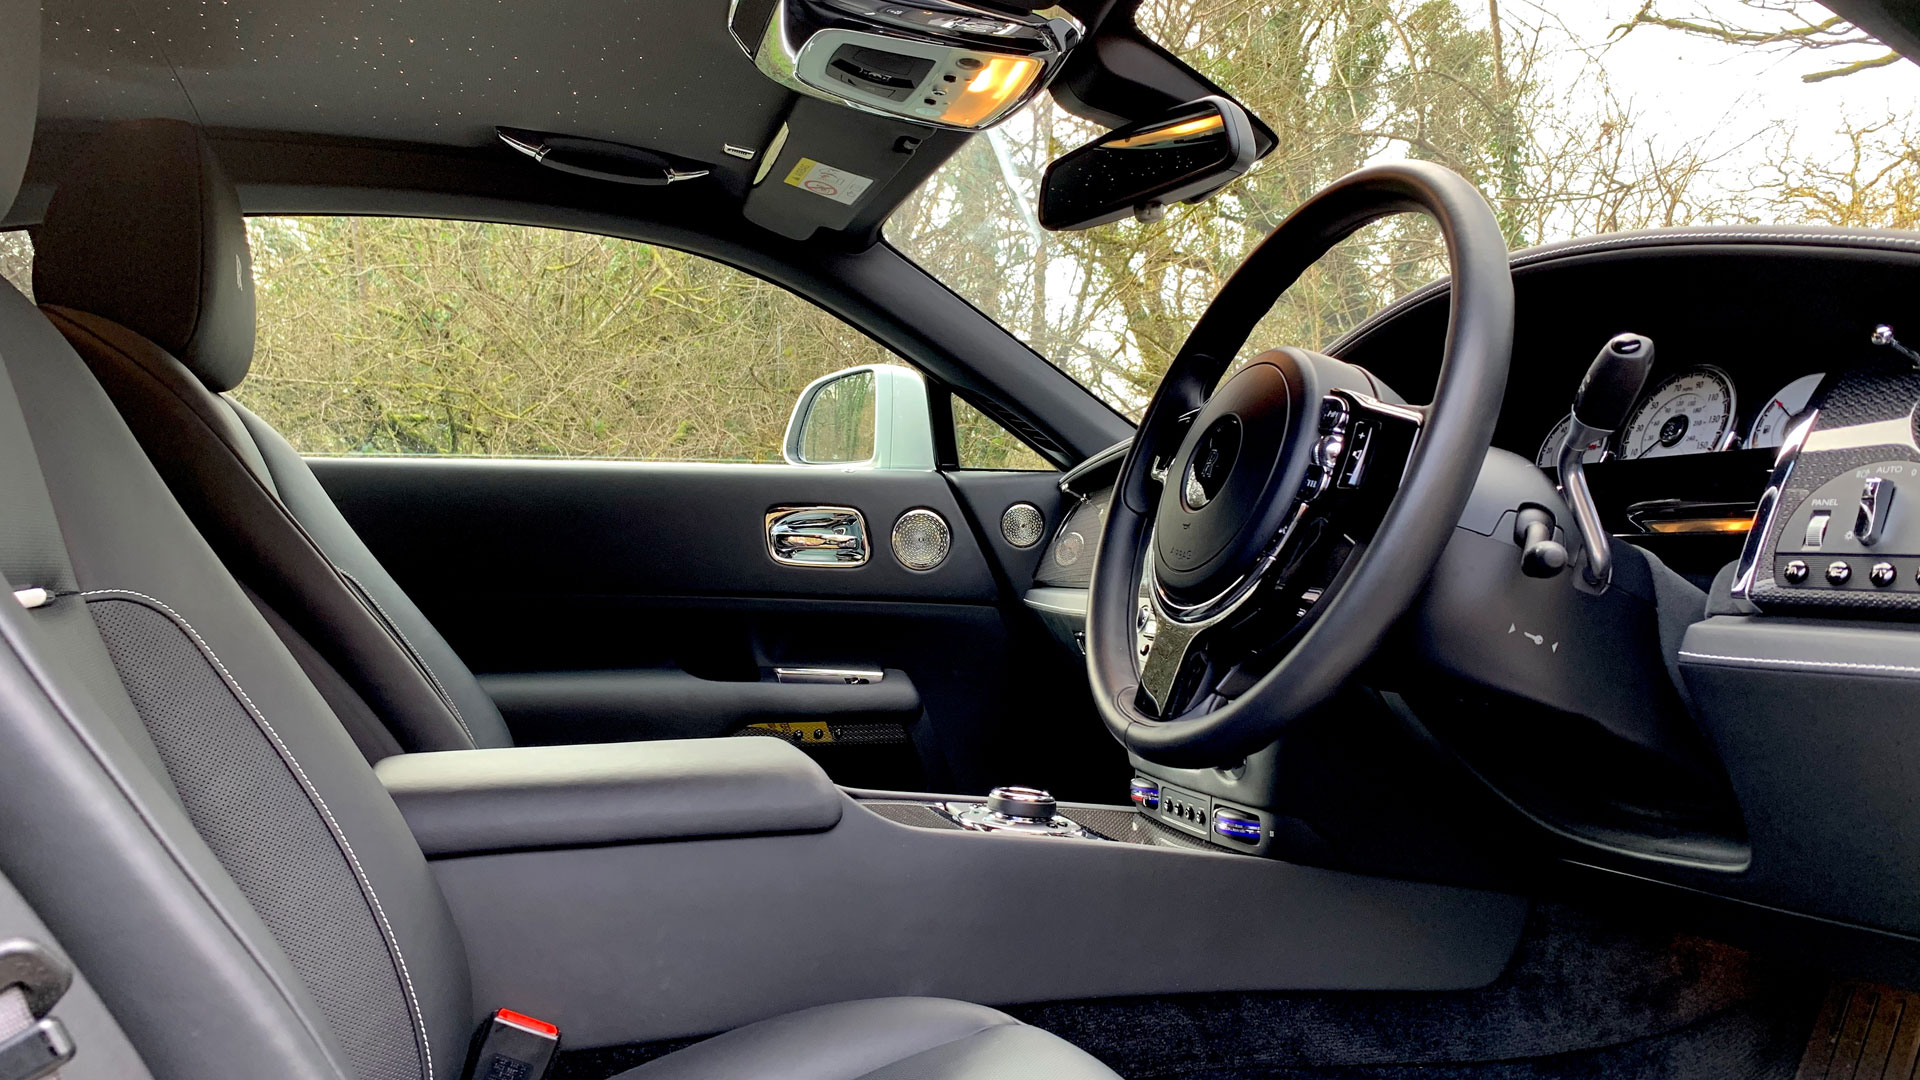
[1001,502,1045,548]
[892,508,951,570]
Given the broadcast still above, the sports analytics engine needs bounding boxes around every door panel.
[310,457,1111,792]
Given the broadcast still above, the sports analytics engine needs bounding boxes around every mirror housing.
[784,365,936,469]
[1038,96,1257,231]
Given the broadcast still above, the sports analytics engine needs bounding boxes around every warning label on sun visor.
[783,158,874,206]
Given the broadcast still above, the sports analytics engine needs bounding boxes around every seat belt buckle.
[0,939,76,1080]
[465,1008,560,1080]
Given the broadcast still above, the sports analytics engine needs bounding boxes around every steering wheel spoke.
[1137,610,1207,716]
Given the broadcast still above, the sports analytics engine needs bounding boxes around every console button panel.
[1139,778,1272,853]
[1771,463,1920,596]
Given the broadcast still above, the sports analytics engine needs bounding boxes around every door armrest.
[373,738,843,856]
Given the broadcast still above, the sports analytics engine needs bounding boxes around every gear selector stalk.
[1557,333,1656,590]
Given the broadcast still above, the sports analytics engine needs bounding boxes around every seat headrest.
[0,0,39,216]
[33,119,255,391]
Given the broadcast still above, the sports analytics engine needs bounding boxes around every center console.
[375,738,1528,1049]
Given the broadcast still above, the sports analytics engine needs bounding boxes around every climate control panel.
[1738,364,1920,616]
[1772,463,1920,595]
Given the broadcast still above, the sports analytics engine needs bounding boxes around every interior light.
[943,56,1040,127]
[1109,113,1225,149]
[1641,518,1753,535]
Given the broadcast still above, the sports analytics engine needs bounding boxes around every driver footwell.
[549,902,1822,1079]
[1005,902,1820,1080]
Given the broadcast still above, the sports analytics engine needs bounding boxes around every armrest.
[373,738,843,856]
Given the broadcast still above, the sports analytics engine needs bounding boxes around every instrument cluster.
[1533,366,1825,467]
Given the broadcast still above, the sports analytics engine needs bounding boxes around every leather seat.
[31,120,511,759]
[0,10,1118,1079]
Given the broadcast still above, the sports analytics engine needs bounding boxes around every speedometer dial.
[1617,367,1737,460]
[1747,373,1825,450]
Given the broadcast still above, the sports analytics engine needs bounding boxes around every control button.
[1318,397,1349,434]
[1128,778,1160,810]
[1212,807,1262,844]
[985,786,1056,821]
[1782,559,1809,585]
[1311,434,1344,472]
[1872,562,1898,587]
[1827,561,1852,586]
[1857,477,1895,546]
[1803,511,1831,549]
[1338,421,1374,488]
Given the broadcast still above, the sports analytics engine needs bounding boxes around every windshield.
[889,0,1920,419]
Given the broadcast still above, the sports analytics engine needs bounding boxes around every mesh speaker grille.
[1001,502,1045,548]
[892,508,951,570]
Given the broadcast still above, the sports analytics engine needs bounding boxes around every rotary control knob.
[986,786,1056,821]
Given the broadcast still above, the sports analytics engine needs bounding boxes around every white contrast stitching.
[83,589,435,1080]
[1679,649,1920,676]
[340,570,477,748]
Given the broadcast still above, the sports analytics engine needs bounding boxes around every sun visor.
[742,97,934,241]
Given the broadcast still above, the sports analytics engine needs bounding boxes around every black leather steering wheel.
[1086,161,1514,768]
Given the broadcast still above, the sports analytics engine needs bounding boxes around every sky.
[1497,1,1920,183]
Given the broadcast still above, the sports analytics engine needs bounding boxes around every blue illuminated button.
[1128,778,1161,810]
[1212,807,1262,844]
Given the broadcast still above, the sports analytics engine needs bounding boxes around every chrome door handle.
[767,506,869,567]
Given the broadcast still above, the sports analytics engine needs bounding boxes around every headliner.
[37,0,791,183]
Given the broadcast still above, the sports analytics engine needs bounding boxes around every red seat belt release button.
[466,1008,560,1080]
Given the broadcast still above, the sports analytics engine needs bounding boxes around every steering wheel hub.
[1155,355,1316,605]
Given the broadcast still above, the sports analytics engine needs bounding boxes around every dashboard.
[1035,235,1920,599]
[1021,229,1920,981]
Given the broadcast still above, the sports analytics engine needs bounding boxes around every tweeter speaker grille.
[1001,502,1045,548]
[892,508,952,571]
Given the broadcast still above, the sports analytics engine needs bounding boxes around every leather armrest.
[373,738,843,856]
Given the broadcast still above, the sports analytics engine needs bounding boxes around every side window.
[952,397,1053,471]
[240,216,924,462]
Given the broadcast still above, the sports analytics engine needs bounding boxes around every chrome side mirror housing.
[729,0,1080,131]
[784,365,937,469]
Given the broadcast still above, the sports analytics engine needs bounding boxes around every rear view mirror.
[1038,97,1257,231]
[784,365,935,469]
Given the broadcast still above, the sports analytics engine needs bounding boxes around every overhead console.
[728,0,1081,131]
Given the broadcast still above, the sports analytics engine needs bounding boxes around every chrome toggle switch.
[1856,477,1894,546]
[1803,510,1831,549]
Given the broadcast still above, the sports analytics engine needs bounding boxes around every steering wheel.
[1087,162,1514,769]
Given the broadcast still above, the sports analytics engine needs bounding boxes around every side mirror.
[1038,96,1257,231]
[784,365,936,469]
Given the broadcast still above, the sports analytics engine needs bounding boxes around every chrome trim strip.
[1732,409,1817,600]
[775,667,884,684]
[1803,416,1920,455]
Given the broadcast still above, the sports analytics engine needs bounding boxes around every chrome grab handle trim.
[774,667,884,685]
[766,506,869,568]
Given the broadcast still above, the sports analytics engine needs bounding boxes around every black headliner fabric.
[35,0,789,186]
